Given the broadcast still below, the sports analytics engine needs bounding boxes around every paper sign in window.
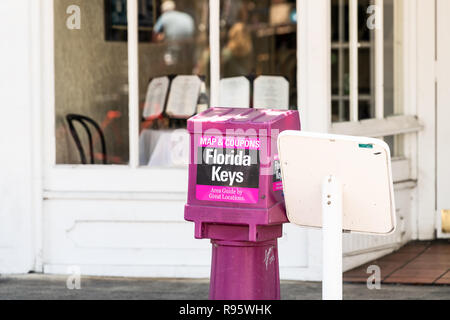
[166,75,202,119]
[143,76,170,119]
[253,76,289,110]
[219,77,250,108]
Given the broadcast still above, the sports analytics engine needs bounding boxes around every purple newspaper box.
[185,107,300,300]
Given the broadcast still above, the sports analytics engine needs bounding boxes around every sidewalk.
[0,274,448,300]
[344,240,450,285]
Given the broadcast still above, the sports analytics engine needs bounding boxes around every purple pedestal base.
[209,239,280,300]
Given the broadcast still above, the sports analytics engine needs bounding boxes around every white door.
[436,0,450,239]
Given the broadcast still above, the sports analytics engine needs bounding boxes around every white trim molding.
[416,0,437,240]
[330,115,423,138]
[436,0,450,239]
[127,0,139,168]
[30,0,45,272]
[298,0,331,132]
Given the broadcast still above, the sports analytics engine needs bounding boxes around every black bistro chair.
[66,114,107,165]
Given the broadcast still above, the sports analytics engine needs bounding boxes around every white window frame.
[298,0,421,185]
[328,0,421,186]
[42,0,418,195]
[42,0,211,194]
[42,0,299,194]
[329,0,421,140]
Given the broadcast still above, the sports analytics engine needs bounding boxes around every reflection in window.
[55,0,129,165]
[105,0,162,42]
[138,0,209,167]
[219,0,297,109]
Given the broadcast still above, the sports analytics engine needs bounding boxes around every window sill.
[330,115,423,138]
[44,166,189,193]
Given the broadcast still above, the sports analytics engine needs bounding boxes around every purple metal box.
[185,108,301,242]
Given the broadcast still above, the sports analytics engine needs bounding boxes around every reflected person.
[222,22,253,78]
[153,1,195,42]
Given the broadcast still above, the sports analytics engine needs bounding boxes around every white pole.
[322,175,343,300]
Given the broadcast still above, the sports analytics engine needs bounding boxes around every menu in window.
[166,76,202,118]
[143,76,170,119]
[253,76,289,110]
[219,77,250,108]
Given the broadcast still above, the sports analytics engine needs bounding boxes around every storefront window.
[54,0,209,167]
[55,0,130,165]
[219,0,297,109]
[138,0,209,167]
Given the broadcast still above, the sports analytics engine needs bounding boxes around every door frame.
[0,0,38,274]
[436,0,450,239]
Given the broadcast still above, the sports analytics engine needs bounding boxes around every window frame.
[330,0,385,121]
[42,0,417,195]
[329,0,421,139]
[43,0,299,194]
[328,0,421,186]
[43,0,198,193]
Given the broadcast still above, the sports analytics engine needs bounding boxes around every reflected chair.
[66,114,107,165]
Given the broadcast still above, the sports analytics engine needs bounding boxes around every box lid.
[187,107,299,134]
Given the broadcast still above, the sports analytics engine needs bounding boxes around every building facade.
[0,0,448,281]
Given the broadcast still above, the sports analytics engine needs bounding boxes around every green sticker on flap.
[359,144,374,149]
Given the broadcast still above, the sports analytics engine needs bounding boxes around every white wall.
[0,0,35,273]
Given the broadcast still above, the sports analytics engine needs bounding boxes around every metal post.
[209,239,281,300]
[322,175,343,300]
